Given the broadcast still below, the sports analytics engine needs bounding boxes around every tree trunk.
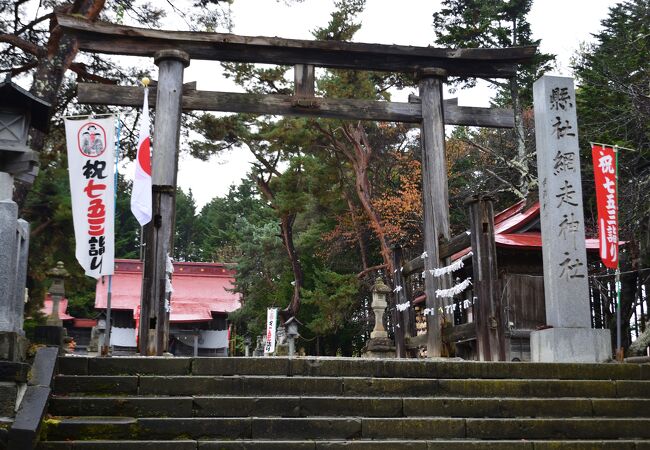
[343,124,394,277]
[509,77,528,200]
[29,0,106,150]
[280,212,303,316]
[256,176,304,318]
[346,196,368,271]
[16,1,106,209]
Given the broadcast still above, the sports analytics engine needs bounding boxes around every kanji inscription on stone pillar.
[533,75,591,328]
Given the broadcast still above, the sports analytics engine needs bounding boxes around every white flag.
[131,87,152,226]
[64,117,115,278]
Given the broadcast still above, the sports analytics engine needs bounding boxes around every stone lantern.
[244,335,252,357]
[0,75,50,191]
[284,316,302,357]
[363,277,395,358]
[370,277,391,338]
[46,261,69,326]
[0,77,50,360]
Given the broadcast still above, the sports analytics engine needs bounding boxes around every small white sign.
[264,308,278,355]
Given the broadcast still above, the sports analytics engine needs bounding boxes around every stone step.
[42,416,650,441]
[48,395,650,418]
[58,356,650,381]
[36,439,650,450]
[52,374,650,398]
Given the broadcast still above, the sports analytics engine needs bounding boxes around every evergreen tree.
[573,0,650,349]
[432,0,555,199]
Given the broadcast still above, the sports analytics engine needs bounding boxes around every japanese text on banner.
[591,144,619,268]
[64,117,115,278]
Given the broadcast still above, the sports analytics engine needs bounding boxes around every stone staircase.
[38,356,650,449]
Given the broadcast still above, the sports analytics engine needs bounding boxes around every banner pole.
[616,267,621,356]
[614,145,622,360]
[102,115,121,357]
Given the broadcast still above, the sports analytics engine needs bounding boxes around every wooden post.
[466,194,505,361]
[391,245,408,358]
[419,69,452,358]
[147,49,190,356]
[294,64,314,97]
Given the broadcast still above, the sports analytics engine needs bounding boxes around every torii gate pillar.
[139,49,190,356]
[419,69,452,358]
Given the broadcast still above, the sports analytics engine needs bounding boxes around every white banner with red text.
[64,116,115,278]
[264,307,278,355]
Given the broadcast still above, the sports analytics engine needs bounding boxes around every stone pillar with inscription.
[530,75,611,362]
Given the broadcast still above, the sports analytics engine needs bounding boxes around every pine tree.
[432,0,554,199]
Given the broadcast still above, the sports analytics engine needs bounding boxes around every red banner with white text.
[591,144,619,269]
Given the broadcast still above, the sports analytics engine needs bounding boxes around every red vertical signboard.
[591,144,619,269]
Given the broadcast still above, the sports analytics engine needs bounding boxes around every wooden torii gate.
[58,14,536,357]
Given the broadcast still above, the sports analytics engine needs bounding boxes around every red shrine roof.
[95,259,241,322]
[42,295,75,320]
[450,200,601,260]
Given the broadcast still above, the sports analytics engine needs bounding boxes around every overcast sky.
[168,0,620,207]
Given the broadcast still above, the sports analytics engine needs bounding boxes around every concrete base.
[362,337,395,359]
[0,332,28,362]
[530,327,612,363]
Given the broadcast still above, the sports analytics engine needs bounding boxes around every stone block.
[138,417,251,440]
[530,328,612,363]
[0,382,17,416]
[38,442,200,450]
[343,377,437,396]
[251,417,361,440]
[403,398,591,418]
[436,379,616,398]
[301,396,403,417]
[361,418,465,439]
[44,417,137,441]
[49,396,194,418]
[466,418,650,440]
[551,362,641,380]
[427,442,532,450]
[591,399,650,417]
[291,357,387,378]
[381,359,437,378]
[616,380,650,398]
[199,441,315,450]
[639,364,650,381]
[192,357,289,376]
[243,376,342,396]
[362,337,395,358]
[0,361,28,382]
[138,375,242,396]
[533,442,636,450]
[88,357,191,375]
[317,441,427,449]
[0,332,27,362]
[194,396,300,418]
[57,356,88,375]
[53,375,138,395]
